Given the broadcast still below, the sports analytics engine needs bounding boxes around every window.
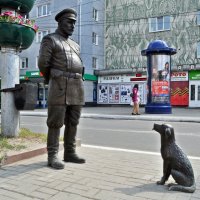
[149,17,156,32]
[20,58,28,69]
[92,57,98,69]
[190,85,195,100]
[92,32,98,45]
[197,42,200,58]
[92,8,98,21]
[149,16,170,32]
[36,30,49,43]
[37,3,51,17]
[197,11,200,25]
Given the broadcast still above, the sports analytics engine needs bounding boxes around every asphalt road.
[19,116,200,158]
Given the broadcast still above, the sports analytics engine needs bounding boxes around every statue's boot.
[47,128,65,169]
[63,123,85,164]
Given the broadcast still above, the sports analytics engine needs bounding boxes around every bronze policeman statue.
[38,8,85,169]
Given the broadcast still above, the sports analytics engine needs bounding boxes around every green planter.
[0,22,35,50]
[0,0,35,13]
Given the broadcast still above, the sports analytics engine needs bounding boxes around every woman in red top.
[132,84,140,115]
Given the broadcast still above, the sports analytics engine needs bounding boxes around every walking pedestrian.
[131,84,140,115]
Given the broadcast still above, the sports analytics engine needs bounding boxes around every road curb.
[19,112,200,123]
[81,113,200,123]
[2,139,82,166]
[4,147,47,165]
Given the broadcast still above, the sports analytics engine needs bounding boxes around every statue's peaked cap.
[55,8,77,22]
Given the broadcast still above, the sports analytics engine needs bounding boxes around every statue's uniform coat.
[38,8,86,169]
[38,30,84,106]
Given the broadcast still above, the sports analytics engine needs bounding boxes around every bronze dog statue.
[153,123,196,193]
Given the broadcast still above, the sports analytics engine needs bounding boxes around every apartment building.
[96,0,200,107]
[20,0,105,107]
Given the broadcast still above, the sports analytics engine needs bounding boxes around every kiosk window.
[190,85,195,100]
[198,85,200,100]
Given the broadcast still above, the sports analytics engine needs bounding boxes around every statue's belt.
[50,68,82,79]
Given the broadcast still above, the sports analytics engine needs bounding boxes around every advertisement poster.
[171,81,189,106]
[151,55,170,103]
[98,84,108,103]
[120,84,132,103]
[152,81,169,103]
[171,72,188,106]
[109,84,119,103]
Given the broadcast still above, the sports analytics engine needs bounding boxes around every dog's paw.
[168,183,176,187]
[157,180,165,185]
[168,185,177,191]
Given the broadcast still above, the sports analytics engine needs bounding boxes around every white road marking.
[79,127,153,133]
[20,123,200,136]
[82,144,200,160]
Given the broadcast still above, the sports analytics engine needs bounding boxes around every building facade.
[95,0,200,107]
[19,0,105,107]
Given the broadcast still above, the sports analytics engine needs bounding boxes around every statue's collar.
[55,29,69,39]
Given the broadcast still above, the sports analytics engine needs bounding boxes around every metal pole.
[0,48,20,137]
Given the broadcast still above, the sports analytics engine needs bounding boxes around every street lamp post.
[0,48,20,136]
[0,0,37,137]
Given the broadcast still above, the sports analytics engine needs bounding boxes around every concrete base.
[0,48,20,137]
[145,104,172,114]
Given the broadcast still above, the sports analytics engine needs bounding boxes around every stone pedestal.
[0,48,19,137]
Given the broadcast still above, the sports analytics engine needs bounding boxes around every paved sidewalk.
[0,106,200,199]
[0,146,200,200]
[81,106,200,122]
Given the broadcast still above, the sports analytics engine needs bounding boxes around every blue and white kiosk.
[141,40,176,114]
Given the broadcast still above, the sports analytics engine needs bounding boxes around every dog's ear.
[165,127,171,138]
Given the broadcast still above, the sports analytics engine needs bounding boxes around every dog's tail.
[169,184,196,193]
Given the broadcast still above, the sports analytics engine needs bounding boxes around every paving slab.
[0,146,200,200]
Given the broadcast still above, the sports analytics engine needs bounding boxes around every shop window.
[198,85,200,100]
[38,87,43,101]
[37,3,51,18]
[45,87,48,100]
[38,87,48,100]
[190,85,195,100]
[149,16,170,32]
